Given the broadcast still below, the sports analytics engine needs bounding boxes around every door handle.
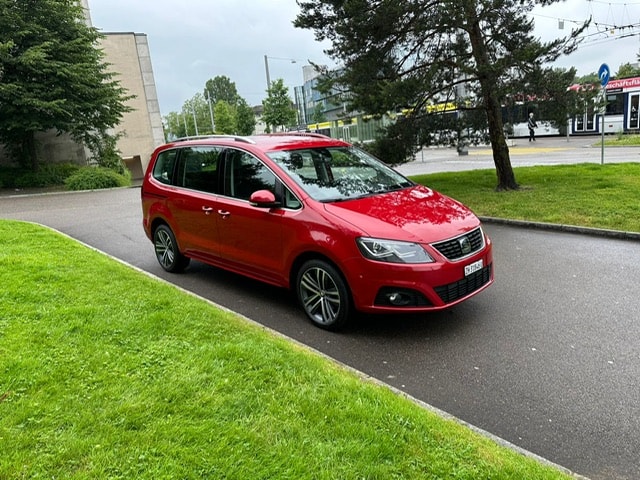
[202,206,214,215]
[217,209,231,219]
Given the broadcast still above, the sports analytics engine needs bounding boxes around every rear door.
[168,146,222,259]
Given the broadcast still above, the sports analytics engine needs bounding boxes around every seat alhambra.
[141,133,493,330]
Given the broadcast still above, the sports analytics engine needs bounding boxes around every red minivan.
[141,133,493,330]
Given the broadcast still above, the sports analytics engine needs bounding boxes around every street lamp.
[264,55,298,133]
[264,55,297,92]
[205,89,215,133]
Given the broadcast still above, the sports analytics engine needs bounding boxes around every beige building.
[82,0,165,173]
[99,31,165,173]
[0,1,164,176]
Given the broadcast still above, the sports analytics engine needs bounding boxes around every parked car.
[141,133,493,330]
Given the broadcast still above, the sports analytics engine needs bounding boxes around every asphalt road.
[2,143,639,479]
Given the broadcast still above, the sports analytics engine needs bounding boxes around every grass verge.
[0,220,576,479]
[602,134,640,147]
[411,162,640,232]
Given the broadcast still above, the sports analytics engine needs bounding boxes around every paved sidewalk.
[397,135,640,176]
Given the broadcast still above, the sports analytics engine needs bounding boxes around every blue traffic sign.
[598,63,610,87]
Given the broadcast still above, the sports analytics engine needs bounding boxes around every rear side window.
[176,146,222,194]
[152,149,178,185]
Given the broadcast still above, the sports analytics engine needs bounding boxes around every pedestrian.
[528,112,538,142]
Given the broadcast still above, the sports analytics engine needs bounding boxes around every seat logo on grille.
[459,236,472,255]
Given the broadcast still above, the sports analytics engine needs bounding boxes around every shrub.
[0,167,19,189]
[0,163,80,189]
[64,166,131,191]
[13,163,80,188]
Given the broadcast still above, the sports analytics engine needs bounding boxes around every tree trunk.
[22,132,39,171]
[484,89,519,191]
[465,6,519,191]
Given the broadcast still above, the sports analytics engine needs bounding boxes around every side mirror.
[249,189,280,208]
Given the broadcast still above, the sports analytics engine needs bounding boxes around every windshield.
[267,146,414,202]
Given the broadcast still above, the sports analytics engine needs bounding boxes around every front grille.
[432,227,485,261]
[434,264,492,304]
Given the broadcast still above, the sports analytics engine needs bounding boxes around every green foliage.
[574,72,599,85]
[0,220,577,480]
[86,132,126,175]
[235,97,256,135]
[164,76,256,139]
[213,100,236,134]
[0,163,79,189]
[615,62,640,79]
[204,75,240,105]
[359,117,421,165]
[0,166,19,189]
[517,67,579,132]
[0,0,133,170]
[294,0,588,190]
[262,79,297,132]
[311,103,327,124]
[64,166,130,191]
[180,94,212,136]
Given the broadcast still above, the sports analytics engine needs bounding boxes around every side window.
[152,149,178,185]
[177,146,221,193]
[224,150,276,201]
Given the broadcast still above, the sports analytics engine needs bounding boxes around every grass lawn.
[602,134,640,147]
[0,220,577,479]
[410,162,640,233]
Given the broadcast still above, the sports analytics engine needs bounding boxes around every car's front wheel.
[153,224,190,273]
[296,259,351,330]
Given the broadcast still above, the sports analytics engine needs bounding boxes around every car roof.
[161,133,350,153]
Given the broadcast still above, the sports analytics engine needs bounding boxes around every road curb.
[481,216,640,241]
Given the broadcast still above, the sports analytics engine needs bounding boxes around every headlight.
[356,237,434,264]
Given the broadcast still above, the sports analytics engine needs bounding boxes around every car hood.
[323,185,479,242]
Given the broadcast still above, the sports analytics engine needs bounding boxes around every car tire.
[153,224,190,273]
[296,259,351,330]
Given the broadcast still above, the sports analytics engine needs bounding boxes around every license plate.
[464,260,483,276]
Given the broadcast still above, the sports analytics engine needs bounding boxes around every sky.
[86,0,640,116]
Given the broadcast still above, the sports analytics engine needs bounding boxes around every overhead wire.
[531,0,640,52]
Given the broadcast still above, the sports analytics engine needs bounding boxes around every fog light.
[375,287,431,307]
[387,292,411,306]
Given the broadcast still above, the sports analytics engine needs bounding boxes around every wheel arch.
[150,216,187,259]
[289,251,351,298]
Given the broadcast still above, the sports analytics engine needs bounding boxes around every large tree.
[262,79,297,132]
[0,0,131,170]
[204,75,240,106]
[203,77,256,135]
[213,100,236,134]
[235,98,256,135]
[295,0,587,190]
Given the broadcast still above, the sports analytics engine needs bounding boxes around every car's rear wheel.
[296,259,350,330]
[153,224,190,273]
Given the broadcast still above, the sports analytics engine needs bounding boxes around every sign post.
[598,63,610,165]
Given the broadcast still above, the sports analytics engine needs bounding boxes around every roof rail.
[266,132,331,139]
[172,134,256,144]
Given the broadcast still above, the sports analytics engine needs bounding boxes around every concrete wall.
[0,131,90,167]
[100,32,165,170]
